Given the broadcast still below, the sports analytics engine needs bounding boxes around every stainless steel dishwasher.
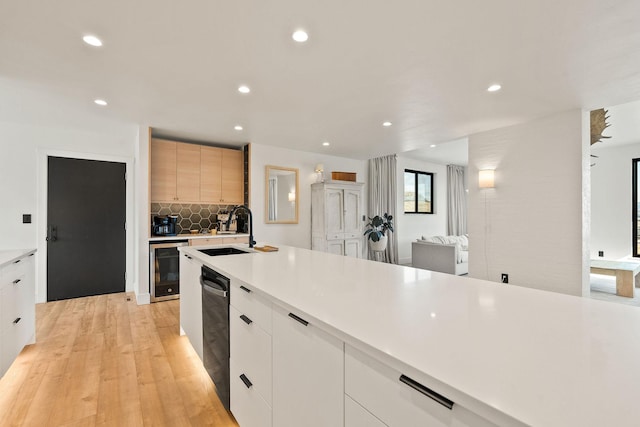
[200,264,230,410]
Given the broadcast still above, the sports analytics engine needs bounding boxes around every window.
[404,169,434,214]
[633,159,640,257]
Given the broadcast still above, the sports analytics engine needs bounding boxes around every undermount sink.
[198,247,251,256]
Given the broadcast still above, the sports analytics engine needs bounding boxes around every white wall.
[395,156,449,264]
[134,126,151,304]
[249,143,367,249]
[591,142,640,260]
[0,119,139,303]
[468,109,590,296]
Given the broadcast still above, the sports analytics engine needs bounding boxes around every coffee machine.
[216,211,236,233]
[152,215,178,236]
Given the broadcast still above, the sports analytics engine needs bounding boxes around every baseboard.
[136,292,151,305]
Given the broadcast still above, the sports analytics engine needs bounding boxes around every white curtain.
[446,165,467,236]
[268,178,277,221]
[368,155,398,264]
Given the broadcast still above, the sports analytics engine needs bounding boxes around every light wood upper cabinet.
[151,138,244,204]
[200,146,223,202]
[176,143,201,202]
[221,148,244,205]
[150,139,177,202]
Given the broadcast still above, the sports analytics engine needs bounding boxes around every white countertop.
[149,233,249,242]
[182,244,640,427]
[0,249,36,268]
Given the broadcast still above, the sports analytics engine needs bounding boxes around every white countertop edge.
[0,249,37,268]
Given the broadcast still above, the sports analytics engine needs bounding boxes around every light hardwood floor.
[0,292,238,427]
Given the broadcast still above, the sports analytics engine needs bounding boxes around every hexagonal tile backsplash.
[151,203,234,234]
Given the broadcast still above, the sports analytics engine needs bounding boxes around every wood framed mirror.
[265,165,299,224]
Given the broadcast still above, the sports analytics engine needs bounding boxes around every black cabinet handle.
[288,312,309,326]
[240,285,251,293]
[240,374,253,389]
[399,375,454,410]
[13,259,21,264]
[13,317,21,324]
[240,314,253,325]
[29,253,34,257]
[13,279,21,285]
[184,254,192,259]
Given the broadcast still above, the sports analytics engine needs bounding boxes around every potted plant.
[364,213,393,251]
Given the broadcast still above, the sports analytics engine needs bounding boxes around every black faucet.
[227,205,256,248]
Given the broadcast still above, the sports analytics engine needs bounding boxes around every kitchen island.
[180,244,640,427]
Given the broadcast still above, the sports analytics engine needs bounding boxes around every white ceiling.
[2,0,640,160]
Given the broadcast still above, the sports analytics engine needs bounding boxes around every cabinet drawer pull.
[13,317,21,324]
[399,374,454,410]
[13,259,21,264]
[239,285,252,293]
[239,374,253,389]
[184,254,192,259]
[288,312,309,326]
[240,314,253,325]
[13,279,21,285]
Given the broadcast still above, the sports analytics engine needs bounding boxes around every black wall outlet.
[22,214,31,224]
[598,251,604,257]
[501,273,509,284]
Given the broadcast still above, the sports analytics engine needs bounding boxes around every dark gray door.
[47,156,126,301]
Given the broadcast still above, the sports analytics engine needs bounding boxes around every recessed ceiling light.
[292,30,309,43]
[94,99,107,106]
[234,125,243,131]
[487,84,502,92]
[83,35,103,47]
[430,144,437,148]
[238,85,251,94]
[382,121,392,127]
[322,141,330,146]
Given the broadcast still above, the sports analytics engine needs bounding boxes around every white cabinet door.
[0,253,35,377]
[179,253,203,361]
[326,188,344,236]
[343,189,362,237]
[344,239,362,258]
[230,359,272,427]
[346,395,387,427]
[272,305,344,427]
[327,240,345,256]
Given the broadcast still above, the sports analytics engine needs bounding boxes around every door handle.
[46,225,58,242]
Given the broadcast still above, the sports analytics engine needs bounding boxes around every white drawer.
[1,281,19,332]
[231,281,272,334]
[345,345,497,427]
[230,358,272,427]
[230,306,273,405]
[346,394,387,427]
[1,308,31,372]
[2,257,28,287]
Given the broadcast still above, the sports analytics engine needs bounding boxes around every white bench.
[590,260,640,298]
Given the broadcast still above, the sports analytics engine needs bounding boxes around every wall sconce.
[314,163,324,183]
[288,191,296,202]
[479,169,495,188]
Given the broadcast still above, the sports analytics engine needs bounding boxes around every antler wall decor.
[590,108,611,145]
[590,108,612,166]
